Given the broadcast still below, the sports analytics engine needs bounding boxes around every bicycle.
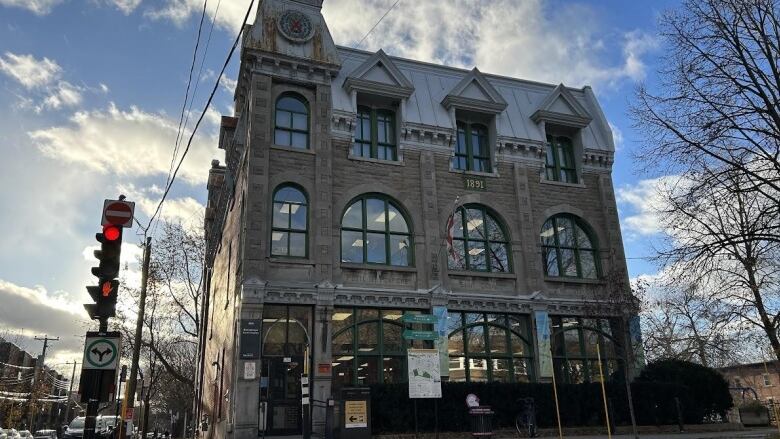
[514,397,537,438]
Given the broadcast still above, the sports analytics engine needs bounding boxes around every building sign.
[407,349,442,398]
[464,176,487,191]
[402,313,437,324]
[403,330,437,340]
[317,363,332,375]
[535,311,553,378]
[433,306,449,377]
[243,362,256,380]
[239,319,261,359]
[344,401,367,428]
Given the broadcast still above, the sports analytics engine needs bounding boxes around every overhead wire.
[144,0,256,233]
[355,0,401,49]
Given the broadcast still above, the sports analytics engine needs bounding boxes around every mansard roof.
[531,83,593,128]
[343,49,414,99]
[332,46,615,152]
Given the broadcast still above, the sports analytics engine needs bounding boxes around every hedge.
[366,380,721,434]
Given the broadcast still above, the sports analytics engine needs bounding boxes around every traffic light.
[84,225,123,321]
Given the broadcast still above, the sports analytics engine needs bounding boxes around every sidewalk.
[516,428,777,439]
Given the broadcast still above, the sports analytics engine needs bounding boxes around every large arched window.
[551,316,622,384]
[271,185,308,257]
[274,93,309,149]
[541,214,599,279]
[340,195,412,266]
[454,122,491,172]
[447,312,534,383]
[448,205,510,272]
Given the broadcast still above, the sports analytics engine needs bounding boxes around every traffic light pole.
[119,237,151,439]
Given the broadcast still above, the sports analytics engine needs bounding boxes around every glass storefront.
[446,312,534,383]
[550,316,622,384]
[331,307,433,388]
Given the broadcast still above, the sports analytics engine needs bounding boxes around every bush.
[366,379,700,434]
[636,359,733,423]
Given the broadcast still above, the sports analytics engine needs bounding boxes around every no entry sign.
[102,199,135,228]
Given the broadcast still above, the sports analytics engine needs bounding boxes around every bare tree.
[632,0,780,233]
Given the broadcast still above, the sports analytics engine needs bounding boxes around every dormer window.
[455,122,491,172]
[545,135,577,183]
[353,106,397,161]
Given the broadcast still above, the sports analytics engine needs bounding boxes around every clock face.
[278,10,314,43]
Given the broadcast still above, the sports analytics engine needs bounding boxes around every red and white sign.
[102,199,135,228]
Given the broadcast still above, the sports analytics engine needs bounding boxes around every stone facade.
[194,1,639,438]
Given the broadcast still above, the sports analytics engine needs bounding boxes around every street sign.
[102,199,135,228]
[402,313,437,324]
[344,400,367,428]
[83,332,121,370]
[402,329,438,340]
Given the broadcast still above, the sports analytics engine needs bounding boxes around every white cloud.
[107,0,142,14]
[0,52,61,89]
[119,183,206,231]
[616,177,667,237]
[39,81,84,111]
[145,0,257,30]
[0,279,88,339]
[609,122,624,151]
[0,0,62,15]
[29,103,219,185]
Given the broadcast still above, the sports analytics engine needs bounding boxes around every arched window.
[550,316,622,384]
[447,312,534,383]
[545,135,577,183]
[274,93,309,149]
[331,308,429,388]
[271,185,308,257]
[448,205,510,272]
[353,106,397,160]
[541,214,598,279]
[455,122,491,172]
[340,195,412,266]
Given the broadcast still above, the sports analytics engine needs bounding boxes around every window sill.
[449,168,500,178]
[347,154,404,166]
[539,178,586,188]
[341,263,417,273]
[271,144,316,155]
[543,276,605,285]
[268,257,315,265]
[449,270,516,279]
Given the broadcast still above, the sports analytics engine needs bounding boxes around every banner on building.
[407,349,441,398]
[433,306,449,376]
[628,315,646,374]
[535,311,553,378]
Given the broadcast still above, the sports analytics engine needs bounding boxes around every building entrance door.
[263,356,304,435]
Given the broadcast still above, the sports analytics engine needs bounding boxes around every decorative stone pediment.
[441,67,507,114]
[343,49,414,99]
[531,83,592,128]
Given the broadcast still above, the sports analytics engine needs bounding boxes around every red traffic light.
[103,225,121,241]
[101,281,114,297]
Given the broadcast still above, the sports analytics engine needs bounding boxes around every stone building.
[720,361,780,404]
[195,1,643,438]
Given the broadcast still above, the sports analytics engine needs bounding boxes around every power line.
[144,0,256,232]
[355,0,401,49]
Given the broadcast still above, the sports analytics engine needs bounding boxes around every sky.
[0,0,680,374]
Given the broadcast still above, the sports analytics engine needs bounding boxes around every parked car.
[6,429,20,438]
[18,431,31,439]
[33,430,56,439]
[62,417,85,439]
[0,427,8,439]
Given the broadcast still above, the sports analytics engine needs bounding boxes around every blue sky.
[0,0,678,368]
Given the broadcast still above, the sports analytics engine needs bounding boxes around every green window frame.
[271,184,308,258]
[331,308,432,388]
[340,194,412,266]
[454,122,491,172]
[352,106,397,161]
[541,214,599,279]
[545,135,577,183]
[448,204,511,272]
[274,93,309,149]
[447,312,534,383]
[550,316,622,384]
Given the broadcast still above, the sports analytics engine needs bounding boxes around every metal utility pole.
[64,361,77,424]
[119,237,152,439]
[30,335,59,429]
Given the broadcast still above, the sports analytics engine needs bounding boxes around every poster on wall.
[535,311,553,378]
[432,306,449,376]
[407,349,441,398]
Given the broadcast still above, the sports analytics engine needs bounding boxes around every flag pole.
[597,343,612,439]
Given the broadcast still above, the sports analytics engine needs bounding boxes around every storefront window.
[446,312,534,383]
[331,307,432,388]
[550,316,622,384]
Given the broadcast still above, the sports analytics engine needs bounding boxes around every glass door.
[264,357,304,435]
